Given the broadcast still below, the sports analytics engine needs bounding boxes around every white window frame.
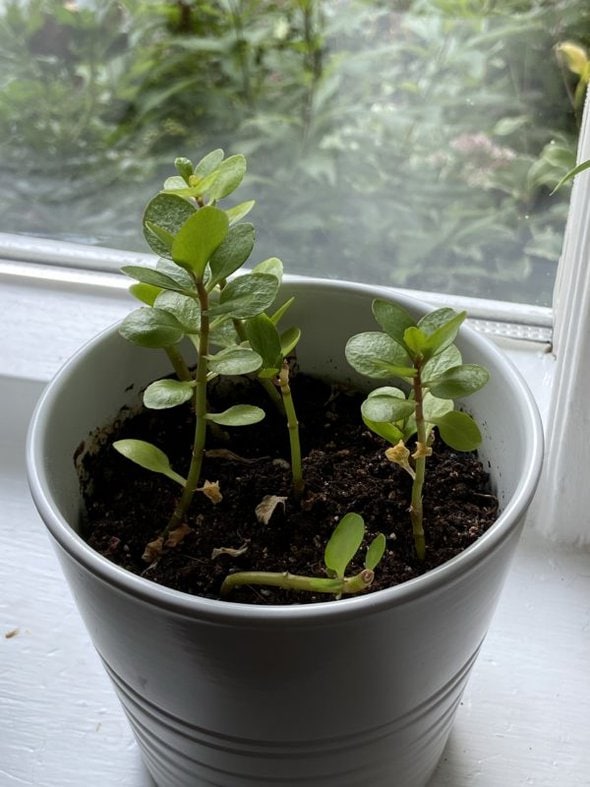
[532,94,590,544]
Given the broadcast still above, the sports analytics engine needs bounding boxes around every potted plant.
[27,150,543,787]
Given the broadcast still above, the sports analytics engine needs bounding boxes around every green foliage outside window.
[1,0,589,304]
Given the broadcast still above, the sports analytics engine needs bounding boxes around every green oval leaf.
[113,439,186,486]
[207,154,247,200]
[209,316,240,349]
[245,313,282,371]
[422,392,454,423]
[119,307,185,348]
[208,347,263,376]
[430,410,482,451]
[324,513,365,579]
[143,379,195,409]
[345,332,414,379]
[252,257,284,281]
[226,200,255,226]
[162,176,186,193]
[421,311,466,356]
[428,364,490,399]
[156,258,196,290]
[209,273,280,319]
[367,386,407,400]
[129,282,162,306]
[142,193,196,258]
[171,205,229,278]
[280,326,301,357]
[365,533,387,571]
[362,416,404,444]
[194,148,225,178]
[208,223,255,289]
[206,404,266,426]
[372,300,415,344]
[361,394,415,424]
[418,308,458,335]
[121,264,195,297]
[155,291,201,334]
[144,221,174,254]
[422,345,462,383]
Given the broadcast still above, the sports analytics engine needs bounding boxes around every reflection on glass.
[0,0,588,305]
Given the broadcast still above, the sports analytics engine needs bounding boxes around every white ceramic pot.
[27,277,543,787]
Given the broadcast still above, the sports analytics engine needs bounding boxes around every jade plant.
[345,299,490,560]
[111,148,384,597]
[114,150,274,555]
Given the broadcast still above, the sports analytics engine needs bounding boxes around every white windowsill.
[0,241,553,385]
[1,259,586,786]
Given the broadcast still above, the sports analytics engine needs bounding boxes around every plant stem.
[233,317,283,412]
[165,344,191,381]
[165,278,210,535]
[411,366,427,560]
[259,375,284,413]
[277,360,304,497]
[220,569,375,597]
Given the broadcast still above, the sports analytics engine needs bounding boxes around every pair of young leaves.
[345,300,490,452]
[324,513,386,590]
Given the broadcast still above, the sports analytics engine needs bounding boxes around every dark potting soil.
[78,373,499,605]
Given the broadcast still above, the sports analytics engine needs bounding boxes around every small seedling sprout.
[220,513,386,598]
[345,300,489,560]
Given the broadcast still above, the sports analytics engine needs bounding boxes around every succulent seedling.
[346,299,489,560]
[113,149,307,564]
[114,150,286,552]
[220,512,386,599]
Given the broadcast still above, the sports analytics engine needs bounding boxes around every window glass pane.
[1,0,588,306]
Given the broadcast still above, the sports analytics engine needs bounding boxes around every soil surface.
[78,374,498,605]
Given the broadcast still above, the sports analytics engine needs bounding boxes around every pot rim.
[26,275,544,625]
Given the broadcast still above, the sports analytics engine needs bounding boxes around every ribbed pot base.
[104,647,480,787]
